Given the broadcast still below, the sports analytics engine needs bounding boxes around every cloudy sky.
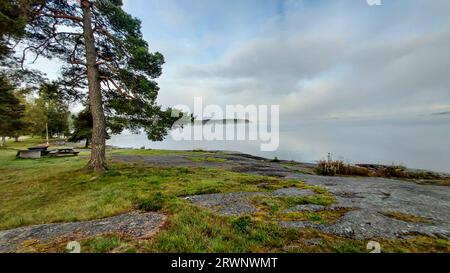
[30,0,450,125]
[119,0,450,126]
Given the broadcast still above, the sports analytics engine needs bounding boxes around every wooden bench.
[17,146,50,159]
[49,148,80,157]
[17,150,42,159]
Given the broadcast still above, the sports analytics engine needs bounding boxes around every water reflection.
[108,116,450,173]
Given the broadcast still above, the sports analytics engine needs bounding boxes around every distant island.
[432,111,450,116]
[180,119,251,125]
[200,118,250,125]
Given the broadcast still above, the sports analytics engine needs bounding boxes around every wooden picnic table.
[17,147,80,159]
[17,146,49,158]
[49,148,80,157]
[28,146,50,156]
[28,146,48,151]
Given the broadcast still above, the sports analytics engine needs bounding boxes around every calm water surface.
[108,116,450,173]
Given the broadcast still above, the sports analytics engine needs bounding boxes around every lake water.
[108,116,450,173]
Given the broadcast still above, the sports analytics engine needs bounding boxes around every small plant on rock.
[316,153,369,177]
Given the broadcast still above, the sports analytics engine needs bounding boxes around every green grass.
[143,202,289,253]
[253,190,335,213]
[0,163,271,229]
[187,156,227,163]
[111,149,215,157]
[382,211,431,223]
[135,192,165,212]
[83,235,122,253]
[251,192,343,224]
[0,144,283,230]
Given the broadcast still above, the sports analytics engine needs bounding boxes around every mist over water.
[108,116,450,173]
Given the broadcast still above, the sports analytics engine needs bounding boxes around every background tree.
[21,82,70,139]
[42,98,70,137]
[21,0,181,171]
[38,82,70,138]
[68,107,129,148]
[68,107,92,148]
[23,98,47,137]
[0,76,27,145]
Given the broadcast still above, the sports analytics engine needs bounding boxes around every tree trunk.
[85,138,90,149]
[45,122,49,145]
[1,136,5,147]
[81,0,108,171]
[14,136,19,142]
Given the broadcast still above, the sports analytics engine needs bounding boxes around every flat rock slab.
[286,204,350,212]
[281,174,450,239]
[280,209,450,240]
[287,174,450,223]
[186,192,263,216]
[186,188,317,216]
[0,212,166,253]
[112,153,292,177]
[272,188,315,197]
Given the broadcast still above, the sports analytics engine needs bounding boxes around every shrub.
[315,155,435,180]
[271,157,280,163]
[261,198,281,212]
[307,214,324,223]
[408,171,440,180]
[316,155,369,177]
[377,165,408,178]
[231,216,252,233]
[176,167,193,175]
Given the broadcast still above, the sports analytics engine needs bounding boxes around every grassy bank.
[1,138,448,253]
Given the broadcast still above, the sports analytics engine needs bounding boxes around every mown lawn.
[1,138,448,253]
[0,145,282,230]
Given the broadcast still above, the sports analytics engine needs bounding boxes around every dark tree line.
[0,77,70,144]
[0,76,27,145]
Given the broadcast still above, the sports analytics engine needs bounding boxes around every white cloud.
[164,1,450,124]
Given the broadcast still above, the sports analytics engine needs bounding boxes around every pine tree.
[21,0,180,170]
[0,76,27,145]
[68,108,92,148]
[0,0,33,60]
[0,0,44,87]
